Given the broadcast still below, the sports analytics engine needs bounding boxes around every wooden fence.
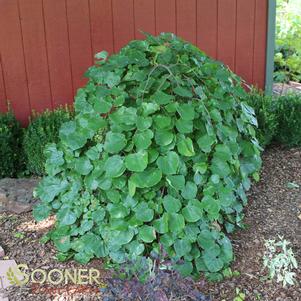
[0,0,268,124]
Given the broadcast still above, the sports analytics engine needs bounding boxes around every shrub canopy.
[34,33,261,279]
[0,110,23,178]
[23,107,73,176]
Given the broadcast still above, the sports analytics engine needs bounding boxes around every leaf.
[136,116,152,131]
[141,102,160,116]
[125,151,148,172]
[104,155,125,178]
[75,157,93,175]
[174,86,193,98]
[156,151,180,175]
[35,176,69,203]
[134,129,153,150]
[163,195,182,213]
[138,225,156,243]
[135,202,154,222]
[151,90,174,105]
[175,119,193,134]
[95,50,108,60]
[110,107,137,125]
[104,132,127,153]
[203,251,224,273]
[54,235,71,253]
[166,175,185,191]
[153,213,169,234]
[176,104,195,120]
[57,206,77,225]
[94,99,112,114]
[174,262,193,277]
[33,202,52,222]
[130,168,162,188]
[193,162,208,174]
[85,144,103,161]
[220,236,233,263]
[177,137,195,157]
[44,143,64,167]
[197,230,217,249]
[127,240,145,257]
[174,239,192,257]
[182,203,203,222]
[210,157,231,177]
[201,196,221,220]
[181,181,197,200]
[107,203,129,218]
[154,115,172,129]
[287,182,300,189]
[168,213,185,233]
[59,121,87,150]
[111,229,135,246]
[197,134,216,153]
[155,130,174,146]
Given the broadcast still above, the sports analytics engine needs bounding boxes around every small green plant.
[0,109,24,178]
[246,90,278,147]
[23,106,73,176]
[33,33,262,279]
[262,235,298,287]
[287,182,299,189]
[233,288,246,301]
[247,91,301,148]
[13,232,25,239]
[222,267,240,278]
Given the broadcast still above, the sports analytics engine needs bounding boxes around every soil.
[0,146,300,301]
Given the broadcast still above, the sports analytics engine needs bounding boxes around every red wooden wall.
[0,0,267,125]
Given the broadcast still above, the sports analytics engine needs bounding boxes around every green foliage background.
[23,107,73,176]
[274,0,301,83]
[246,90,278,147]
[33,34,262,279]
[0,111,24,178]
[274,93,301,147]
[247,91,301,148]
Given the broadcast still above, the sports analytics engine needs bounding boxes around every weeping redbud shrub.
[33,33,262,280]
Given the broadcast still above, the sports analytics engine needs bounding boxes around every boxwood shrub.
[246,90,278,147]
[33,33,262,279]
[0,110,23,178]
[274,93,301,147]
[23,107,73,176]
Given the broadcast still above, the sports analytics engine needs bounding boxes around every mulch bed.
[273,82,301,95]
[0,146,300,301]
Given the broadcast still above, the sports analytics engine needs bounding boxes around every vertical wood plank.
[0,0,30,124]
[0,55,7,113]
[217,0,236,70]
[176,0,196,44]
[253,0,268,89]
[197,0,218,58]
[155,0,176,34]
[19,0,52,113]
[90,0,114,55]
[66,0,93,91]
[43,0,73,107]
[112,0,135,51]
[235,0,256,84]
[134,0,156,39]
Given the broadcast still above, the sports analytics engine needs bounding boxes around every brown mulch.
[0,146,301,301]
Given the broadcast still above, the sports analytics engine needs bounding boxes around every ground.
[0,146,300,301]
